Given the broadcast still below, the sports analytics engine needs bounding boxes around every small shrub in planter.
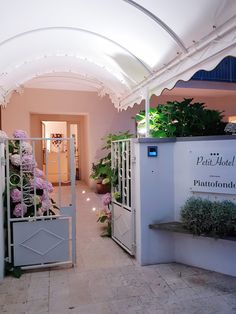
[180,197,236,237]
[180,197,213,235]
[210,201,236,236]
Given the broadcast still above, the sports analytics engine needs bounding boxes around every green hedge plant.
[135,98,226,138]
[180,197,236,237]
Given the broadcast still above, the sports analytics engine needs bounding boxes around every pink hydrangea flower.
[10,189,22,203]
[13,203,27,217]
[34,168,44,178]
[10,154,21,166]
[102,193,111,206]
[13,130,28,139]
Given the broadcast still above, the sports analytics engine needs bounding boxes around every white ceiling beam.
[121,0,188,53]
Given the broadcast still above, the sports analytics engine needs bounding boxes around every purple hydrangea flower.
[43,181,54,193]
[37,207,48,216]
[37,208,44,216]
[21,142,33,155]
[0,130,8,140]
[30,177,44,190]
[13,130,28,139]
[10,154,21,166]
[13,203,27,217]
[102,193,111,206]
[10,188,22,203]
[42,198,52,211]
[41,192,48,201]
[22,154,36,171]
[34,168,44,178]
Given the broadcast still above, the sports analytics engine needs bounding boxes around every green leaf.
[5,262,22,278]
[151,130,167,138]
[12,267,22,278]
[98,216,107,223]
[102,178,110,185]
[135,98,225,138]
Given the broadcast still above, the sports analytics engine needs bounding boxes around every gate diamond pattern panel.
[13,219,69,266]
[20,228,64,256]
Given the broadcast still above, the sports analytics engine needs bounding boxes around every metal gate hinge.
[131,156,136,163]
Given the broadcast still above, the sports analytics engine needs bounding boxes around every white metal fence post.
[69,137,76,265]
[0,142,5,279]
[145,87,150,137]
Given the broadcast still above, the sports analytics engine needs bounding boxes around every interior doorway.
[41,121,80,184]
[30,114,88,184]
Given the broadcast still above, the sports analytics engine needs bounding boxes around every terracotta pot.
[96,182,111,194]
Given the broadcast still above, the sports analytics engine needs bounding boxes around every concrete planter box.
[174,233,236,277]
[149,222,236,276]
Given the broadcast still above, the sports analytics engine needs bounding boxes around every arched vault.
[0,0,235,109]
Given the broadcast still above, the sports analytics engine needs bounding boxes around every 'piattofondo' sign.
[189,150,236,194]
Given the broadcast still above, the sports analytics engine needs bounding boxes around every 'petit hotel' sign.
[190,150,236,194]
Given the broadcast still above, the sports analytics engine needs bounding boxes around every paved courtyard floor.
[0,182,236,314]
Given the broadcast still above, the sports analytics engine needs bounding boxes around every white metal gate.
[4,137,76,269]
[111,139,135,255]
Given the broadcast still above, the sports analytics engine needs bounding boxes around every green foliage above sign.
[135,98,226,138]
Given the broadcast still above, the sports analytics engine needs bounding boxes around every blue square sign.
[147,146,158,157]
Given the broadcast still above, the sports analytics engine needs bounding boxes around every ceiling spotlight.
[82,190,86,194]
[86,198,90,202]
[92,207,96,211]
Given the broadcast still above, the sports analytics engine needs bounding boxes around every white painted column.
[0,142,5,279]
[145,88,150,137]
[134,139,175,265]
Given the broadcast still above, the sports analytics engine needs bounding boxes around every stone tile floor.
[0,182,236,314]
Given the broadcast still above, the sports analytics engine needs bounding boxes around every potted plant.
[90,131,132,194]
[90,157,112,194]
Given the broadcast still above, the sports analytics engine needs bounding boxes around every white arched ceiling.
[0,0,235,109]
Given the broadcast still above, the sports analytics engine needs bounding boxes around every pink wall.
[150,93,236,121]
[2,88,141,186]
[2,87,236,185]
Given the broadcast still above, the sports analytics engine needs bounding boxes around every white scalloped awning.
[0,0,235,109]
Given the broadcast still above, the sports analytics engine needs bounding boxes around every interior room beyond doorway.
[30,114,88,184]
